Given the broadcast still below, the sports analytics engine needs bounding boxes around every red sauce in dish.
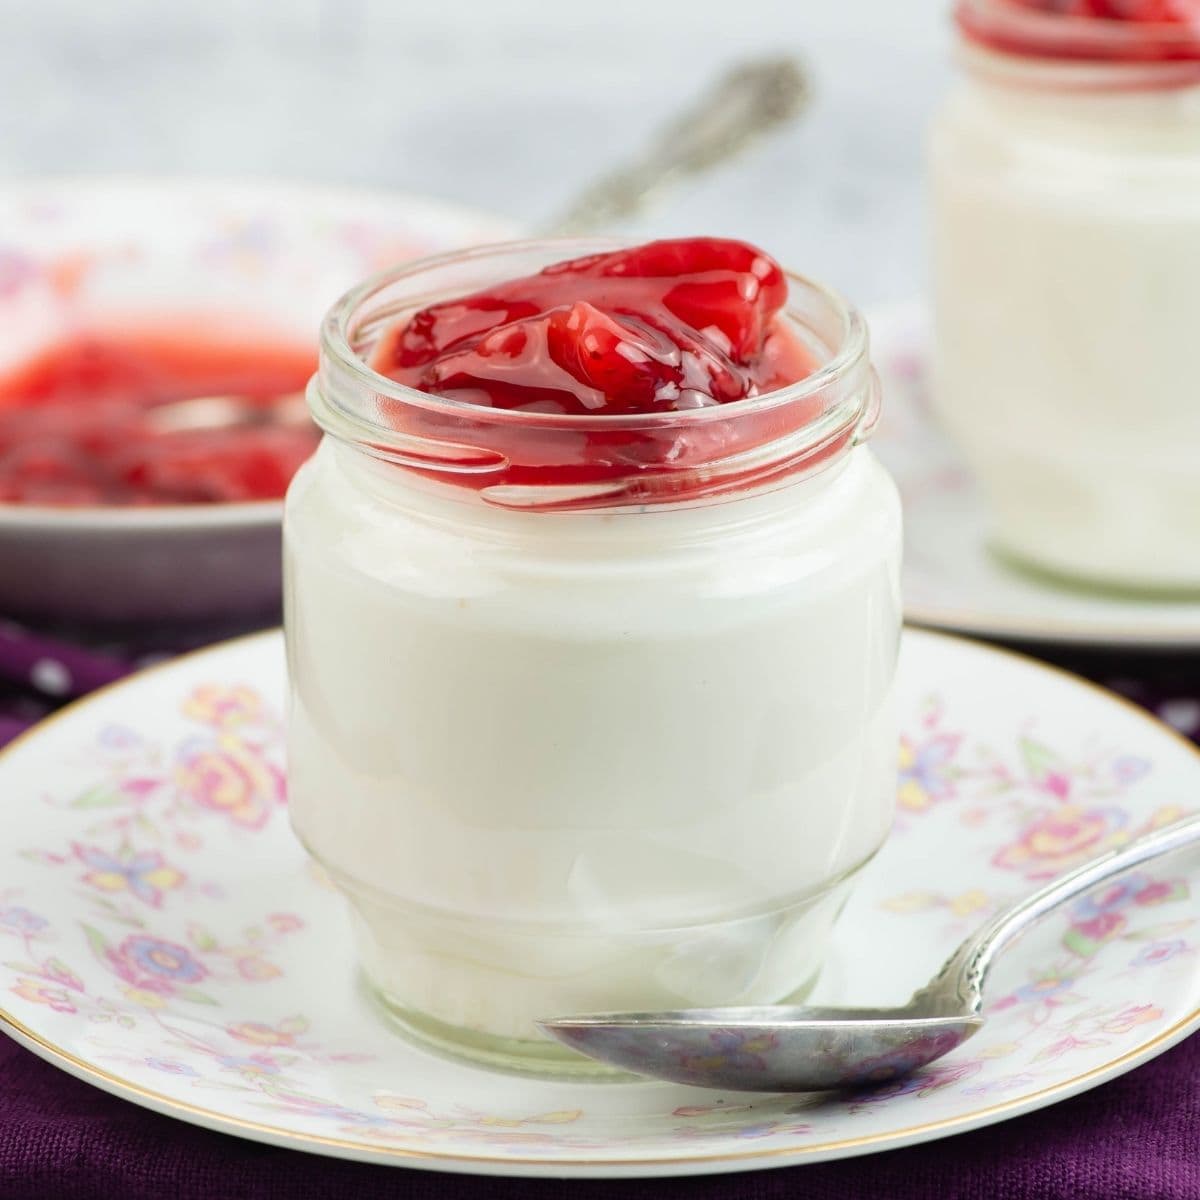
[0,331,318,505]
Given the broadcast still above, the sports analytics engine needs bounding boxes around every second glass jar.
[932,2,1200,591]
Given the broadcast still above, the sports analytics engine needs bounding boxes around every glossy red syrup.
[372,239,813,416]
[366,239,834,508]
[1012,0,1200,18]
[0,331,318,505]
[959,0,1200,61]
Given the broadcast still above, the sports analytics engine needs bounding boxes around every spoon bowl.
[543,1007,984,1092]
[540,812,1200,1091]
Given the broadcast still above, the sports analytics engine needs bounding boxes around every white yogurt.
[931,47,1200,590]
[283,243,902,1063]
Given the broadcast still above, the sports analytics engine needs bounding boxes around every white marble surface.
[0,0,953,306]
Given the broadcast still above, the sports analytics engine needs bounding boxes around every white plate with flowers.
[1,628,1198,1178]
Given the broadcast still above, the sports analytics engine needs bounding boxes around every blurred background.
[0,0,952,305]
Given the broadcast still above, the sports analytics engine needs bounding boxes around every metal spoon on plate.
[146,391,309,434]
[542,55,809,235]
[538,811,1200,1092]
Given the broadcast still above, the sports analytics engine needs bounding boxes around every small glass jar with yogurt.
[931,1,1200,590]
[284,239,901,1072]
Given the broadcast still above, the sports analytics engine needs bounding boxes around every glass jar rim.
[310,237,879,512]
[957,0,1200,68]
[317,236,871,434]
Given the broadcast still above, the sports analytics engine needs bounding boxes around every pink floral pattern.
[174,737,285,830]
[11,977,77,1014]
[0,631,1197,1171]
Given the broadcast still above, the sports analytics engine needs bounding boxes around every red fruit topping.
[1011,0,1200,18]
[959,0,1200,61]
[360,238,846,508]
[0,331,317,506]
[372,238,808,416]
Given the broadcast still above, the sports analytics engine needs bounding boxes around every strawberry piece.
[375,237,806,416]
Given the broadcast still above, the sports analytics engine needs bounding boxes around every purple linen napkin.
[1,1027,1197,1200]
[0,623,132,743]
[0,615,276,746]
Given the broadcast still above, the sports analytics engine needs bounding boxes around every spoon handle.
[916,811,1200,1014]
[541,57,810,236]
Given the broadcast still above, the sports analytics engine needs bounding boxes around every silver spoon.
[539,811,1200,1092]
[145,391,309,434]
[542,56,810,235]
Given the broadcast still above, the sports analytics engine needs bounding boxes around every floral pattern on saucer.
[1,629,1198,1176]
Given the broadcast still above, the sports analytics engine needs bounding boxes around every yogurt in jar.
[932,2,1200,590]
[284,238,901,1067]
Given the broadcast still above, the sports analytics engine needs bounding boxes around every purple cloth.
[0,618,1197,1198]
[1,1026,1197,1199]
[0,615,270,741]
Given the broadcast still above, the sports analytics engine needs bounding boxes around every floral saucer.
[869,303,1200,649]
[1,630,1198,1178]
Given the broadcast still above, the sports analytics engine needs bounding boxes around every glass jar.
[931,2,1200,591]
[283,239,901,1072]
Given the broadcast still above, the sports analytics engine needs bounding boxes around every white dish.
[870,303,1200,648]
[0,178,515,623]
[1,628,1197,1177]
